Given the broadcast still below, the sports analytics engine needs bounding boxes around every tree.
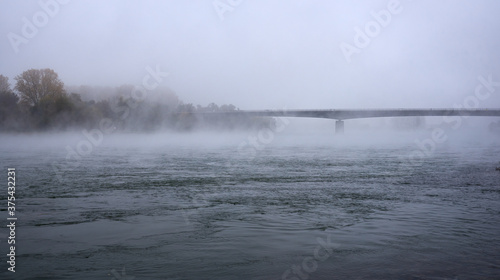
[207,102,219,112]
[0,75,21,130]
[0,76,18,107]
[14,68,65,108]
[219,104,237,111]
[0,75,12,94]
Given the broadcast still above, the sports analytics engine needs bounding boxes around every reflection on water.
[0,132,499,279]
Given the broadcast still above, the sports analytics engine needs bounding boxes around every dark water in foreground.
[1,132,500,279]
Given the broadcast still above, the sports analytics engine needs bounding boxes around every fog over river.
[1,127,499,280]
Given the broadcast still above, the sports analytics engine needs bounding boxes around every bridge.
[197,108,500,133]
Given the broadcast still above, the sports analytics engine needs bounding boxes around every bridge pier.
[335,120,344,134]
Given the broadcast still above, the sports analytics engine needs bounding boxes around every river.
[0,129,499,279]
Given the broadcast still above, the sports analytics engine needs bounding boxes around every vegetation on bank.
[0,69,271,132]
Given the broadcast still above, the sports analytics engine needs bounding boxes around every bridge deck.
[197,108,500,120]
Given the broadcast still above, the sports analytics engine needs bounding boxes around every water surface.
[1,131,499,279]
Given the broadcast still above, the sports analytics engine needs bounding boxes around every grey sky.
[1,0,500,109]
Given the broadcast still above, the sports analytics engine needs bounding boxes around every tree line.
[0,68,272,132]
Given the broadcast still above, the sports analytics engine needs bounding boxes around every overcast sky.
[1,0,500,109]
